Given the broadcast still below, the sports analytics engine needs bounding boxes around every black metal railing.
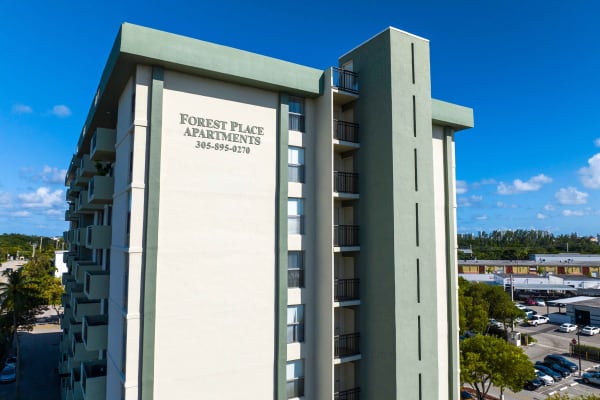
[334,172,359,194]
[335,120,359,143]
[287,324,305,343]
[335,388,361,400]
[288,216,305,235]
[332,67,358,93]
[288,269,305,288]
[335,278,359,301]
[335,333,360,358]
[289,113,305,132]
[334,225,359,247]
[288,164,305,183]
[287,377,305,398]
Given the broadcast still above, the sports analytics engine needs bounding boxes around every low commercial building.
[60,23,473,399]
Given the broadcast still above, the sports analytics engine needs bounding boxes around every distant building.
[60,23,473,400]
[54,250,67,278]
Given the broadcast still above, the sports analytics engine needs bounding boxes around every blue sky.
[1,1,599,237]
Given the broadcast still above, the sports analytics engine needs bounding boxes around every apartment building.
[59,23,473,400]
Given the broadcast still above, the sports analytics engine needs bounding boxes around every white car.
[559,323,578,333]
[582,326,600,336]
[528,315,550,326]
[515,303,527,311]
[535,369,554,385]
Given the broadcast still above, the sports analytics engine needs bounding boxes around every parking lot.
[483,305,600,399]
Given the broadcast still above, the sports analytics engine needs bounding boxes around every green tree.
[40,275,64,319]
[460,335,535,400]
[547,395,600,400]
[0,269,46,355]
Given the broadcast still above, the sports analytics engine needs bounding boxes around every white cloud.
[595,138,600,147]
[456,180,468,194]
[49,104,72,117]
[11,210,31,217]
[496,201,518,209]
[544,204,555,211]
[0,192,12,207]
[12,103,33,114]
[579,153,600,189]
[562,209,585,217]
[458,195,483,208]
[536,213,548,220]
[17,187,64,209]
[475,215,488,221]
[497,174,552,195]
[40,166,67,184]
[555,187,588,205]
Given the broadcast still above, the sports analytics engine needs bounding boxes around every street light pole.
[577,326,582,377]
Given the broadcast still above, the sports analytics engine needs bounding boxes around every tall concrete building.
[60,23,473,400]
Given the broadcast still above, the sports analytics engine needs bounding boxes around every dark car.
[525,377,543,390]
[544,354,578,372]
[0,365,15,383]
[535,364,563,381]
[536,361,570,377]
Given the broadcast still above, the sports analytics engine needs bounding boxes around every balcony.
[90,128,116,161]
[76,191,103,213]
[286,377,304,399]
[288,269,304,288]
[334,225,359,247]
[78,155,95,178]
[334,120,359,144]
[87,176,114,204]
[73,298,101,323]
[69,333,98,369]
[332,67,358,94]
[84,271,110,300]
[65,207,79,222]
[335,333,360,358]
[334,279,360,302]
[62,273,75,286]
[288,215,304,235]
[73,262,101,283]
[69,367,84,400]
[85,225,111,250]
[82,315,108,351]
[61,305,73,329]
[335,388,360,400]
[334,172,359,194]
[81,361,107,399]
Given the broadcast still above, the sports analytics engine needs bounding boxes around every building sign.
[180,113,265,154]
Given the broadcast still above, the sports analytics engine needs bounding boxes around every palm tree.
[0,269,45,355]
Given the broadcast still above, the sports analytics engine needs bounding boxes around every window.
[288,251,305,288]
[288,147,305,183]
[289,97,305,132]
[288,198,304,234]
[287,305,305,343]
[286,360,305,399]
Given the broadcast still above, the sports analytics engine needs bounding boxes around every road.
[0,311,61,400]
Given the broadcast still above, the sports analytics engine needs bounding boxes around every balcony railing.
[289,113,305,132]
[335,120,359,143]
[335,388,360,400]
[335,333,360,358]
[286,377,305,399]
[332,67,358,93]
[334,172,359,194]
[288,215,305,235]
[287,324,305,344]
[334,279,359,301]
[288,164,305,183]
[288,269,304,288]
[334,225,359,247]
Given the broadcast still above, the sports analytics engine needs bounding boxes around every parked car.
[526,298,537,306]
[528,315,550,326]
[536,361,570,377]
[515,303,527,311]
[544,354,578,372]
[534,364,563,382]
[488,319,504,329]
[524,308,537,318]
[535,369,554,385]
[582,326,600,336]
[535,298,547,306]
[525,377,543,390]
[583,371,600,385]
[460,390,473,399]
[0,365,15,383]
[4,356,16,367]
[559,323,578,333]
